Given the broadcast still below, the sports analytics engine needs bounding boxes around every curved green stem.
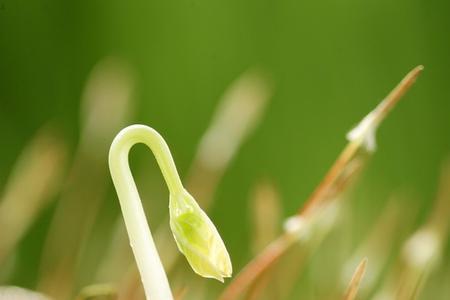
[108,124,183,300]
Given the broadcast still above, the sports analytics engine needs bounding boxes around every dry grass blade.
[95,220,134,283]
[373,158,450,300]
[0,128,66,265]
[218,66,423,300]
[173,286,188,300]
[343,258,368,300]
[302,65,423,216]
[37,57,134,299]
[250,180,282,254]
[221,234,295,300]
[187,68,273,208]
[397,159,450,299]
[428,158,450,237]
[116,269,144,300]
[242,181,282,300]
[341,194,414,297]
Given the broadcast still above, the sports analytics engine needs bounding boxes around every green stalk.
[109,125,180,300]
[109,124,232,300]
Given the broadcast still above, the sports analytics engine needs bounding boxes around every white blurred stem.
[109,125,184,300]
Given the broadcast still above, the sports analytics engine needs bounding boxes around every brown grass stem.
[343,258,368,300]
[218,66,423,300]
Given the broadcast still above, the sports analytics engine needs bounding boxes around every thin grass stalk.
[372,159,450,300]
[0,128,66,265]
[343,258,368,300]
[218,66,423,300]
[37,57,133,299]
[250,180,282,255]
[341,195,411,297]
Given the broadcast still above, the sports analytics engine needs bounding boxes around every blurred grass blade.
[343,258,367,300]
[79,57,135,151]
[250,180,282,254]
[37,57,134,299]
[373,158,450,300]
[218,233,295,300]
[218,66,423,300]
[0,127,66,265]
[245,180,283,300]
[95,220,134,283]
[397,159,450,299]
[244,201,337,300]
[173,286,188,300]
[341,195,411,297]
[116,269,144,300]
[427,158,450,237]
[186,68,273,208]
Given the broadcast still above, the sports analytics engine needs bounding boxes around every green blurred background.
[1,0,449,299]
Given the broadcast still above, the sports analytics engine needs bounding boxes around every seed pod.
[169,189,232,282]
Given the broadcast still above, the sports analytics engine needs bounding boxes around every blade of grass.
[341,193,416,298]
[0,127,66,265]
[37,57,134,299]
[173,286,188,300]
[372,158,450,300]
[302,65,424,216]
[186,68,273,208]
[218,66,423,300]
[250,180,282,254]
[343,258,368,300]
[243,181,282,300]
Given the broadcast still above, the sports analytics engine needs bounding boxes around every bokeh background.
[1,0,449,299]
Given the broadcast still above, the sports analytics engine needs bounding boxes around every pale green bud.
[169,189,232,282]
